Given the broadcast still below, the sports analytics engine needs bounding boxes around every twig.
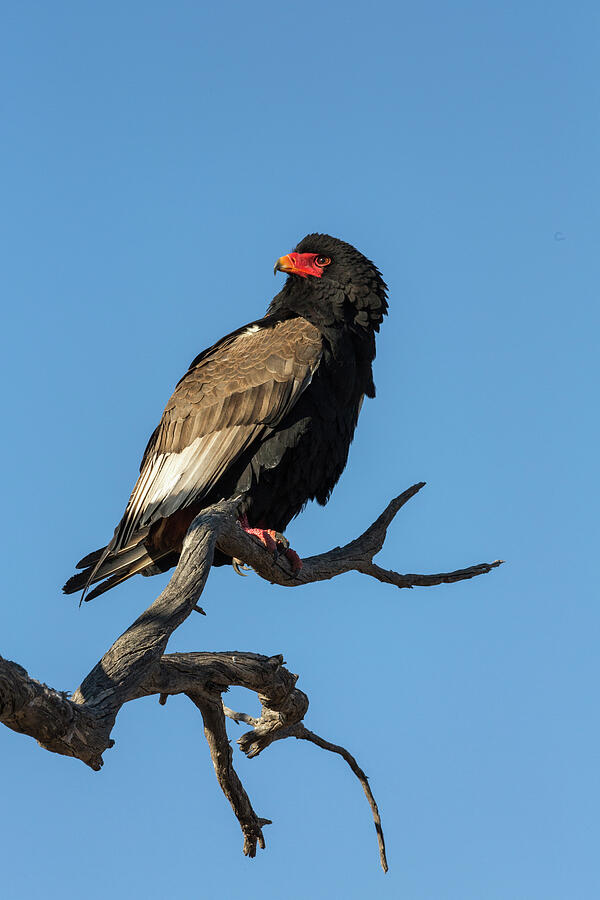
[295,725,388,873]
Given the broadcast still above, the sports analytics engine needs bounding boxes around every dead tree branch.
[0,484,502,871]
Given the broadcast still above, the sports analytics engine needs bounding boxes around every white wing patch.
[118,426,256,547]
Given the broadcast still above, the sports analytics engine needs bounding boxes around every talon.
[232,558,252,576]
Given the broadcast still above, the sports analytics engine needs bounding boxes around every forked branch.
[0,484,502,871]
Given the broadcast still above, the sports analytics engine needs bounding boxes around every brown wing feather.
[113,317,322,551]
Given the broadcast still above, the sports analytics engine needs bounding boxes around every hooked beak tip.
[274,254,295,277]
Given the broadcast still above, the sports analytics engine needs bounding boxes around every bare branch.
[69,499,240,761]
[215,482,503,590]
[357,558,504,588]
[0,656,102,766]
[223,706,258,727]
[187,690,271,857]
[294,725,388,873]
[221,674,388,870]
[1,484,503,868]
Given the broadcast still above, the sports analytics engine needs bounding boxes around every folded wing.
[112,316,323,552]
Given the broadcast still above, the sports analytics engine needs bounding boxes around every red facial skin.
[275,252,328,278]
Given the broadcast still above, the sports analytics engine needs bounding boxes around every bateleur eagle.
[63,234,388,600]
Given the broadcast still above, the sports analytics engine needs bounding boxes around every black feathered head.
[271,233,388,334]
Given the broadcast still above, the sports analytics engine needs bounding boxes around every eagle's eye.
[315,255,331,268]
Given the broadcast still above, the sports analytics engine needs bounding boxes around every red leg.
[237,515,303,572]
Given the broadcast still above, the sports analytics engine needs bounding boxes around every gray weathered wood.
[0,484,503,869]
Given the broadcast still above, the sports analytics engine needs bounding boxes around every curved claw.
[232,558,253,577]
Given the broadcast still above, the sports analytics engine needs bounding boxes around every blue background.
[1,2,598,897]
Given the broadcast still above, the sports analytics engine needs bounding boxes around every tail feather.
[90,543,149,582]
[63,537,164,600]
[76,546,106,569]
[76,526,151,568]
[84,554,163,601]
[63,568,93,595]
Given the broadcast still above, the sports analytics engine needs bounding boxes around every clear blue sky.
[1,2,598,897]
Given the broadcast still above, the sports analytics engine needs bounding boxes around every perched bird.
[64,234,388,601]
